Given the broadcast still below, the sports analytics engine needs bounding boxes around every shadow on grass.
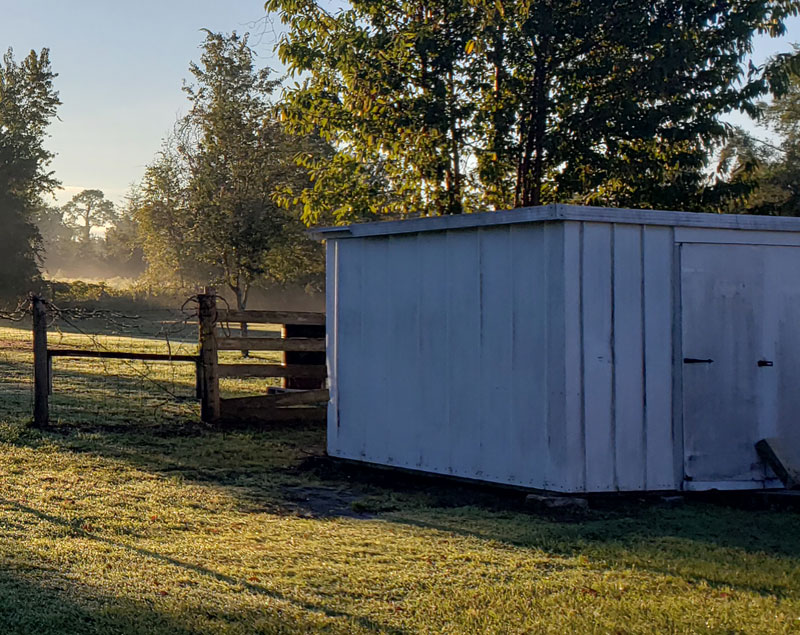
[0,497,405,634]
[3,364,800,604]
[0,565,197,635]
[0,354,197,428]
[42,417,800,544]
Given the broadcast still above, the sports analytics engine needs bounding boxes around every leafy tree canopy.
[267,0,800,220]
[718,62,800,215]
[134,31,327,309]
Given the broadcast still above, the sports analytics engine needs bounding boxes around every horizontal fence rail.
[217,363,328,379]
[217,309,326,325]
[30,295,202,426]
[31,292,327,427]
[216,337,325,352]
[48,349,199,362]
[198,292,327,423]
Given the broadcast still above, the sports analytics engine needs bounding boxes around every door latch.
[757,360,774,367]
[683,358,714,364]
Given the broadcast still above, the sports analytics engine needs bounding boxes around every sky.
[1,1,799,207]
[1,0,281,206]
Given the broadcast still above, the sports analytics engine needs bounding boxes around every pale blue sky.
[1,2,798,207]
[1,0,280,205]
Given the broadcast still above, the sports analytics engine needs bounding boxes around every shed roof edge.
[307,203,800,239]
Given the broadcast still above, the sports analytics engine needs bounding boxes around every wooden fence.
[31,293,328,426]
[31,295,200,427]
[197,292,328,423]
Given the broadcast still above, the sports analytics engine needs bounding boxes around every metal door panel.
[681,244,766,482]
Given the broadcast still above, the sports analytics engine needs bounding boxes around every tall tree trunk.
[489,23,507,209]
[516,45,550,208]
[446,66,463,215]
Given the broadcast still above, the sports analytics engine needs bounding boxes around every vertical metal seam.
[579,222,587,491]
[640,225,648,489]
[509,225,517,482]
[415,232,423,468]
[543,222,552,489]
[445,230,452,471]
[333,240,340,431]
[610,224,618,491]
[672,231,684,489]
[477,228,485,476]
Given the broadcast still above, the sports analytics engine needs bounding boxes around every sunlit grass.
[0,324,800,633]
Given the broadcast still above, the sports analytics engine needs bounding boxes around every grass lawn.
[0,324,799,633]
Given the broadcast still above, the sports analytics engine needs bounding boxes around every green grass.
[1,324,800,633]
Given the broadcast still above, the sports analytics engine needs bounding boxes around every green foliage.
[102,195,145,275]
[135,32,326,305]
[718,64,800,215]
[267,0,800,219]
[133,147,200,290]
[0,47,60,299]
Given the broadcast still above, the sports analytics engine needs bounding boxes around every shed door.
[681,244,771,484]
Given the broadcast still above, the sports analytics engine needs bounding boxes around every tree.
[0,47,59,298]
[102,193,145,277]
[62,188,117,244]
[719,67,800,216]
[135,31,327,308]
[134,146,203,290]
[267,0,800,219]
[32,203,75,273]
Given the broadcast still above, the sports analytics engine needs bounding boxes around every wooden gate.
[197,292,328,423]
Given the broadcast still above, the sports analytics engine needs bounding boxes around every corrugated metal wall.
[327,220,679,492]
[564,222,677,492]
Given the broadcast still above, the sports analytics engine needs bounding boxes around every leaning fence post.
[31,294,49,427]
[198,289,220,422]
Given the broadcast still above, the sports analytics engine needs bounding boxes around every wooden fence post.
[198,289,220,422]
[31,294,49,427]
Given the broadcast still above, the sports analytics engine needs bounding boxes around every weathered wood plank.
[48,349,198,362]
[220,390,329,409]
[219,401,326,422]
[216,337,325,352]
[198,292,220,422]
[756,438,800,489]
[218,363,327,379]
[217,309,325,325]
[282,324,327,389]
[32,295,49,427]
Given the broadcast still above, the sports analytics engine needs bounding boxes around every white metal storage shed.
[313,204,800,493]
